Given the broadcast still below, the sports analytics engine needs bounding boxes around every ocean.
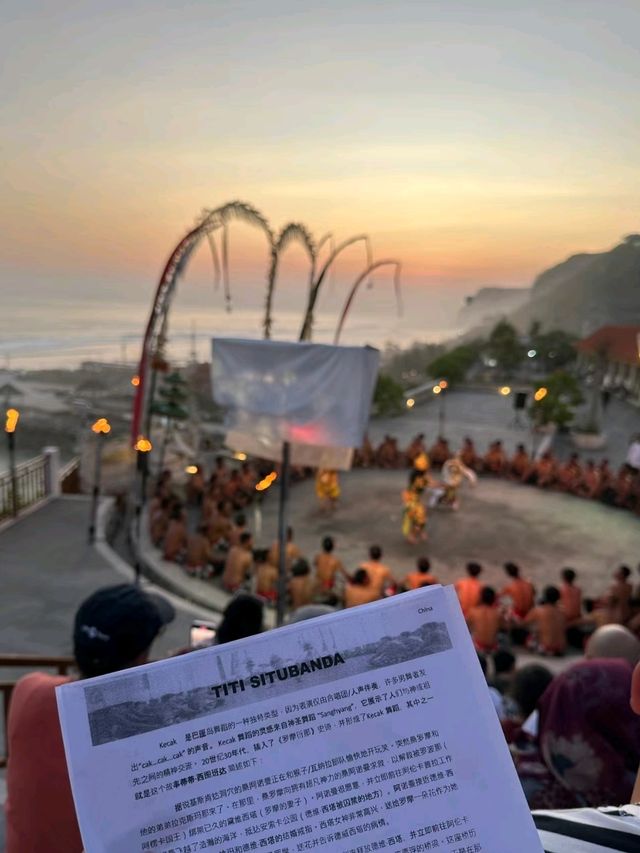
[0,298,457,371]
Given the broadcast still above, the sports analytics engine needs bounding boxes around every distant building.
[575,325,640,403]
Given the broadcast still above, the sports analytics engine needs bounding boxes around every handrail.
[0,653,75,767]
[0,455,48,521]
[59,456,80,481]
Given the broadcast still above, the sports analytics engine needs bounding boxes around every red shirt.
[6,672,83,853]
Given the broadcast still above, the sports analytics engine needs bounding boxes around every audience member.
[491,649,516,696]
[516,659,640,808]
[585,624,640,667]
[509,663,553,724]
[5,585,174,853]
[216,594,264,645]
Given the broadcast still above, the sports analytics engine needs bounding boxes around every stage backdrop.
[211,339,380,470]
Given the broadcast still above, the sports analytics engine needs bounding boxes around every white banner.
[225,429,354,471]
[57,587,542,853]
[211,339,379,452]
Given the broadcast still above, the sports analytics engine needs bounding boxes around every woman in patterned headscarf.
[515,658,640,809]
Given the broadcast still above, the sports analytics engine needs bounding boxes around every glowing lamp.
[527,349,537,358]
[91,418,111,435]
[438,379,448,390]
[233,451,247,461]
[255,471,278,491]
[406,398,415,409]
[432,385,442,395]
[534,387,548,402]
[499,386,512,396]
[134,435,152,452]
[131,375,141,387]
[5,408,19,433]
[185,465,198,475]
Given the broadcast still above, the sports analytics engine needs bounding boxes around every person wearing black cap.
[5,584,174,853]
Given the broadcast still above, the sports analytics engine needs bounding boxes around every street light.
[433,381,448,435]
[131,375,141,387]
[500,386,512,396]
[88,417,111,542]
[406,397,415,409]
[5,408,20,517]
[134,435,153,452]
[534,387,548,402]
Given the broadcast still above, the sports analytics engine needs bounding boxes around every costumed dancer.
[439,454,477,511]
[402,452,430,543]
[315,468,340,512]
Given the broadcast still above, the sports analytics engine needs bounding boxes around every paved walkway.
[0,497,211,661]
[0,496,218,848]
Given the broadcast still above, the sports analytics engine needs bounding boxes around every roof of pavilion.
[575,325,640,365]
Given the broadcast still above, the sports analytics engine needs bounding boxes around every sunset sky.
[2,0,639,358]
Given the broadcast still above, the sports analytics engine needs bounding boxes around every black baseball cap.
[73,584,175,678]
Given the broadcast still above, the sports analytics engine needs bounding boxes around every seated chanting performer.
[523,586,567,656]
[459,437,480,471]
[428,436,451,468]
[376,435,401,469]
[402,556,439,590]
[500,562,535,619]
[405,433,427,467]
[508,443,530,480]
[556,453,582,493]
[575,459,602,499]
[483,440,508,476]
[468,587,504,653]
[313,536,346,594]
[455,562,483,617]
[344,568,380,608]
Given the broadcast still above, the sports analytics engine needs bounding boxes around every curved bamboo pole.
[264,223,316,339]
[299,234,370,341]
[333,260,402,345]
